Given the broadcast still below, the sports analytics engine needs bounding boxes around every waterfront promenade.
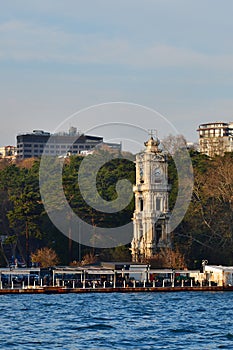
[1,262,232,294]
[0,283,232,294]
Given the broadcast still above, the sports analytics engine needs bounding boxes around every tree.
[1,148,232,268]
[31,247,59,267]
[6,162,43,266]
[80,252,97,266]
[108,245,131,262]
[174,152,233,266]
[161,134,187,155]
[149,248,187,269]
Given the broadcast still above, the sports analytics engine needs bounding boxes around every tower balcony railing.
[133,184,170,192]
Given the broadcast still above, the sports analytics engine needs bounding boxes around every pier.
[0,262,233,294]
[0,285,232,294]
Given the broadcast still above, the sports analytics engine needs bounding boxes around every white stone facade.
[131,137,171,262]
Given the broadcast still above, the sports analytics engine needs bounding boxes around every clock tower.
[131,136,171,262]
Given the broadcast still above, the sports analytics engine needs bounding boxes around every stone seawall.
[0,285,232,294]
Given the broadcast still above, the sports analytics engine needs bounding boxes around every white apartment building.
[197,122,233,157]
[0,146,17,158]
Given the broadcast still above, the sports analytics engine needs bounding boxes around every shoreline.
[0,285,233,294]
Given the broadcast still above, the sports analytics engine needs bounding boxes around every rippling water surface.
[1,292,233,349]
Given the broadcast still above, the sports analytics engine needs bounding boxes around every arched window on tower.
[154,224,162,245]
[139,198,143,211]
[156,198,161,211]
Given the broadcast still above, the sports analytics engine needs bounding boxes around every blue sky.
[1,0,233,148]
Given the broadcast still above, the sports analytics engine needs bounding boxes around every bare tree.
[183,154,233,260]
[161,134,187,155]
[149,248,187,269]
[31,247,59,267]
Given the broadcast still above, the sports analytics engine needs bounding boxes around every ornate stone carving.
[131,136,171,262]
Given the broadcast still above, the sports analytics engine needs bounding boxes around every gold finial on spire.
[145,129,160,152]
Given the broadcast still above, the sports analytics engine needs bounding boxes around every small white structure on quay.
[203,265,233,287]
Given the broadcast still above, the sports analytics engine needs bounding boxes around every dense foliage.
[175,151,233,267]
[0,148,233,268]
[0,150,135,266]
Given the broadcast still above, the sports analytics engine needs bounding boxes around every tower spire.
[147,129,157,139]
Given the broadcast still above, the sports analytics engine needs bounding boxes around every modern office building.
[197,122,233,157]
[16,127,105,159]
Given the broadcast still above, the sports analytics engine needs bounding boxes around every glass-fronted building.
[17,128,104,159]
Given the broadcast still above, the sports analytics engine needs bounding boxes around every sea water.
[1,292,233,349]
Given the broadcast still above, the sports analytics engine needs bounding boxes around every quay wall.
[0,285,232,294]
